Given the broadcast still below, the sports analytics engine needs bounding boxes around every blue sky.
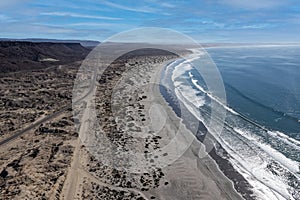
[1,0,300,42]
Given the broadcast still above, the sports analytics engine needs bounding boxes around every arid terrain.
[0,42,242,200]
[0,41,89,199]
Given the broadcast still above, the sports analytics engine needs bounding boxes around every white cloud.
[101,1,158,13]
[40,12,122,20]
[160,2,176,8]
[146,1,176,8]
[240,24,271,29]
[0,14,17,23]
[68,22,117,27]
[219,0,286,9]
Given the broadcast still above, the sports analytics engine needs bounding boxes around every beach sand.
[141,58,244,200]
[62,53,244,199]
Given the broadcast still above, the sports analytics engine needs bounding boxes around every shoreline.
[144,57,245,199]
[155,58,255,199]
[63,52,247,199]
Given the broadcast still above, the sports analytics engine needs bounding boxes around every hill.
[0,41,90,73]
[0,38,100,47]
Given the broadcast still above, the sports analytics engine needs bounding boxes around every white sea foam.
[228,155,292,200]
[171,50,204,84]
[189,72,239,116]
[177,84,205,108]
[174,87,204,122]
[169,50,300,200]
[218,130,296,200]
[268,130,300,147]
[171,62,193,86]
[171,51,206,109]
[234,128,300,176]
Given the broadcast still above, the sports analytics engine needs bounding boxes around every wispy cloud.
[40,12,122,20]
[1,22,115,40]
[145,0,176,8]
[0,14,17,23]
[0,0,298,42]
[269,14,300,25]
[143,16,275,31]
[101,1,158,13]
[218,0,287,9]
[67,22,133,29]
[196,21,275,30]
[240,24,273,29]
[160,2,176,8]
[68,22,118,27]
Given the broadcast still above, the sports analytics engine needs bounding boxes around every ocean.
[160,46,300,200]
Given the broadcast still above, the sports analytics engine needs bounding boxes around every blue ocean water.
[207,46,300,135]
[161,46,300,199]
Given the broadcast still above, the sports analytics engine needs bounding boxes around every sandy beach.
[143,56,244,200]
[63,51,244,199]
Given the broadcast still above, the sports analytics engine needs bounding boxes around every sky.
[1,0,300,43]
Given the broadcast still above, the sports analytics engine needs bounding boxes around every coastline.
[193,46,300,199]
[158,46,299,199]
[62,52,247,199]
[144,57,245,199]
